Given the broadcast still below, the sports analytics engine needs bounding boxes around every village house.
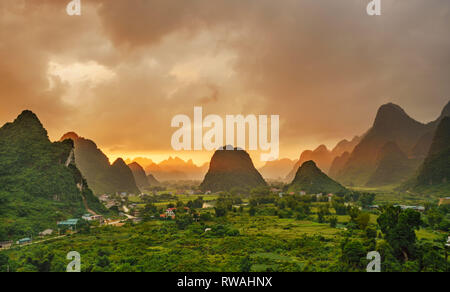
[395,205,425,212]
[0,241,13,249]
[327,193,334,202]
[18,238,32,245]
[39,229,54,237]
[160,207,190,220]
[57,219,80,231]
[82,214,103,222]
[99,194,109,202]
[106,200,119,209]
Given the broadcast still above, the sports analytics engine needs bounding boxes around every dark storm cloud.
[0,0,449,162]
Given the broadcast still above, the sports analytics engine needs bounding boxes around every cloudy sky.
[0,0,449,166]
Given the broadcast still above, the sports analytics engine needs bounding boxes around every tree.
[175,213,193,230]
[143,203,157,221]
[332,202,347,215]
[214,206,227,217]
[317,205,330,223]
[377,206,421,262]
[341,240,366,270]
[355,213,370,230]
[359,193,376,209]
[26,248,54,272]
[249,206,256,216]
[0,254,9,272]
[421,249,447,272]
[239,256,252,272]
[329,216,338,228]
[348,206,361,223]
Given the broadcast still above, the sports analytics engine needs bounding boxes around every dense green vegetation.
[2,185,447,272]
[0,110,448,273]
[0,111,107,241]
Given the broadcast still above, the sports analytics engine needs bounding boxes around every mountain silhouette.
[200,146,267,192]
[335,102,445,186]
[110,158,141,194]
[128,162,156,191]
[60,132,140,195]
[288,161,347,194]
[286,145,333,182]
[286,136,361,182]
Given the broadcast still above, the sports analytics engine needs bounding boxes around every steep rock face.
[336,103,431,185]
[259,158,297,181]
[329,151,350,179]
[415,117,450,187]
[0,111,105,239]
[366,142,418,187]
[200,146,267,192]
[288,161,347,194]
[60,132,139,195]
[128,162,151,191]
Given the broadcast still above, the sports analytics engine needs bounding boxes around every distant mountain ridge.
[60,132,140,195]
[286,136,361,182]
[127,156,208,181]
